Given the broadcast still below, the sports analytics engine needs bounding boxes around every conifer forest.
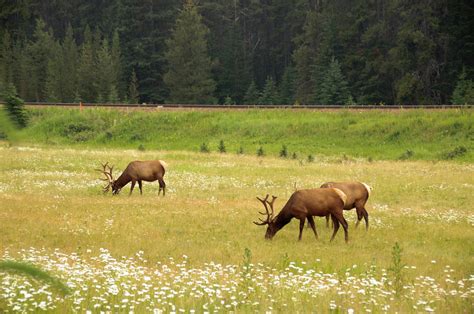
[0,0,473,105]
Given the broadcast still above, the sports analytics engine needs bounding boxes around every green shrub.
[200,143,210,153]
[256,146,265,157]
[279,145,288,158]
[218,140,226,153]
[441,146,468,160]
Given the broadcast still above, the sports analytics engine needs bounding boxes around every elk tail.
[361,182,372,197]
[159,160,168,171]
[333,188,347,207]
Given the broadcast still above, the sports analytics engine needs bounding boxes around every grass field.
[0,144,473,312]
[3,107,473,161]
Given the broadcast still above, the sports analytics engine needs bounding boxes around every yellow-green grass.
[0,145,473,312]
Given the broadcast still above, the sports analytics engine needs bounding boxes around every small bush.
[291,152,298,159]
[279,145,288,158]
[2,85,27,128]
[307,154,314,162]
[441,146,467,160]
[398,150,414,160]
[256,146,265,157]
[200,143,210,153]
[130,133,144,141]
[218,140,226,153]
[237,146,244,154]
[138,144,145,151]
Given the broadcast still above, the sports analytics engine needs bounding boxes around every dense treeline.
[0,0,473,105]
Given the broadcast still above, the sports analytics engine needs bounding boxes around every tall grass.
[15,107,474,161]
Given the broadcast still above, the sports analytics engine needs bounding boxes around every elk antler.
[254,194,276,225]
[96,162,114,193]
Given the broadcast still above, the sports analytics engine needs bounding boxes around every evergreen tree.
[279,66,295,105]
[259,76,279,105]
[0,32,14,89]
[164,0,216,104]
[96,38,114,102]
[110,30,123,100]
[77,26,97,102]
[128,69,139,104]
[243,81,260,105]
[61,24,78,102]
[27,19,55,101]
[319,57,350,105]
[45,40,62,102]
[452,68,474,105]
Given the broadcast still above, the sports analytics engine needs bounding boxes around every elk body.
[320,181,371,229]
[254,188,349,242]
[98,160,167,196]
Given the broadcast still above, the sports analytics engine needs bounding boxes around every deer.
[320,181,371,230]
[254,188,349,242]
[97,160,167,196]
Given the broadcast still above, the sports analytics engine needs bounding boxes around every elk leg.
[326,214,330,228]
[158,178,166,196]
[330,215,340,242]
[307,216,318,239]
[129,180,136,195]
[298,218,305,241]
[362,207,369,230]
[355,208,363,228]
[138,180,143,195]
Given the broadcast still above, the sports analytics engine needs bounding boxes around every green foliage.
[259,76,279,105]
[3,85,27,128]
[398,150,415,160]
[15,108,474,162]
[128,70,139,104]
[441,146,468,160]
[137,144,145,151]
[218,140,226,153]
[237,146,244,154]
[388,243,405,297]
[0,260,70,295]
[279,67,296,105]
[200,142,210,153]
[279,145,288,158]
[256,146,265,157]
[243,81,259,105]
[452,68,474,105]
[164,0,216,104]
[318,57,350,105]
[307,154,314,162]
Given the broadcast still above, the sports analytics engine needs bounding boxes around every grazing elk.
[97,160,167,196]
[320,181,371,230]
[254,189,349,242]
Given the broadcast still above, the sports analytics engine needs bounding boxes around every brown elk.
[97,160,167,196]
[254,188,349,242]
[320,181,371,229]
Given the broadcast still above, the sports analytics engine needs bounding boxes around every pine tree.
[96,38,114,102]
[110,30,123,101]
[128,69,139,104]
[243,81,260,104]
[279,66,295,105]
[164,0,216,104]
[61,24,78,102]
[27,19,55,101]
[452,68,474,105]
[259,76,279,105]
[77,25,97,102]
[0,32,14,89]
[319,57,350,105]
[45,40,62,102]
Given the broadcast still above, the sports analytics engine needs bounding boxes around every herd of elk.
[96,160,371,243]
[98,160,167,196]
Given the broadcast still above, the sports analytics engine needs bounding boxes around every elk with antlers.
[320,181,371,230]
[254,188,349,242]
[97,160,167,196]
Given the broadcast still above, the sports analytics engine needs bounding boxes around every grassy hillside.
[7,107,474,161]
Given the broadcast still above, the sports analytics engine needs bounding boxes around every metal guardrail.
[9,101,472,110]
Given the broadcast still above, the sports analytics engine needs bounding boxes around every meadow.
[0,143,473,312]
[7,107,474,161]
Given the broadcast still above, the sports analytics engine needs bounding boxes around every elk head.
[254,194,278,239]
[97,162,115,194]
